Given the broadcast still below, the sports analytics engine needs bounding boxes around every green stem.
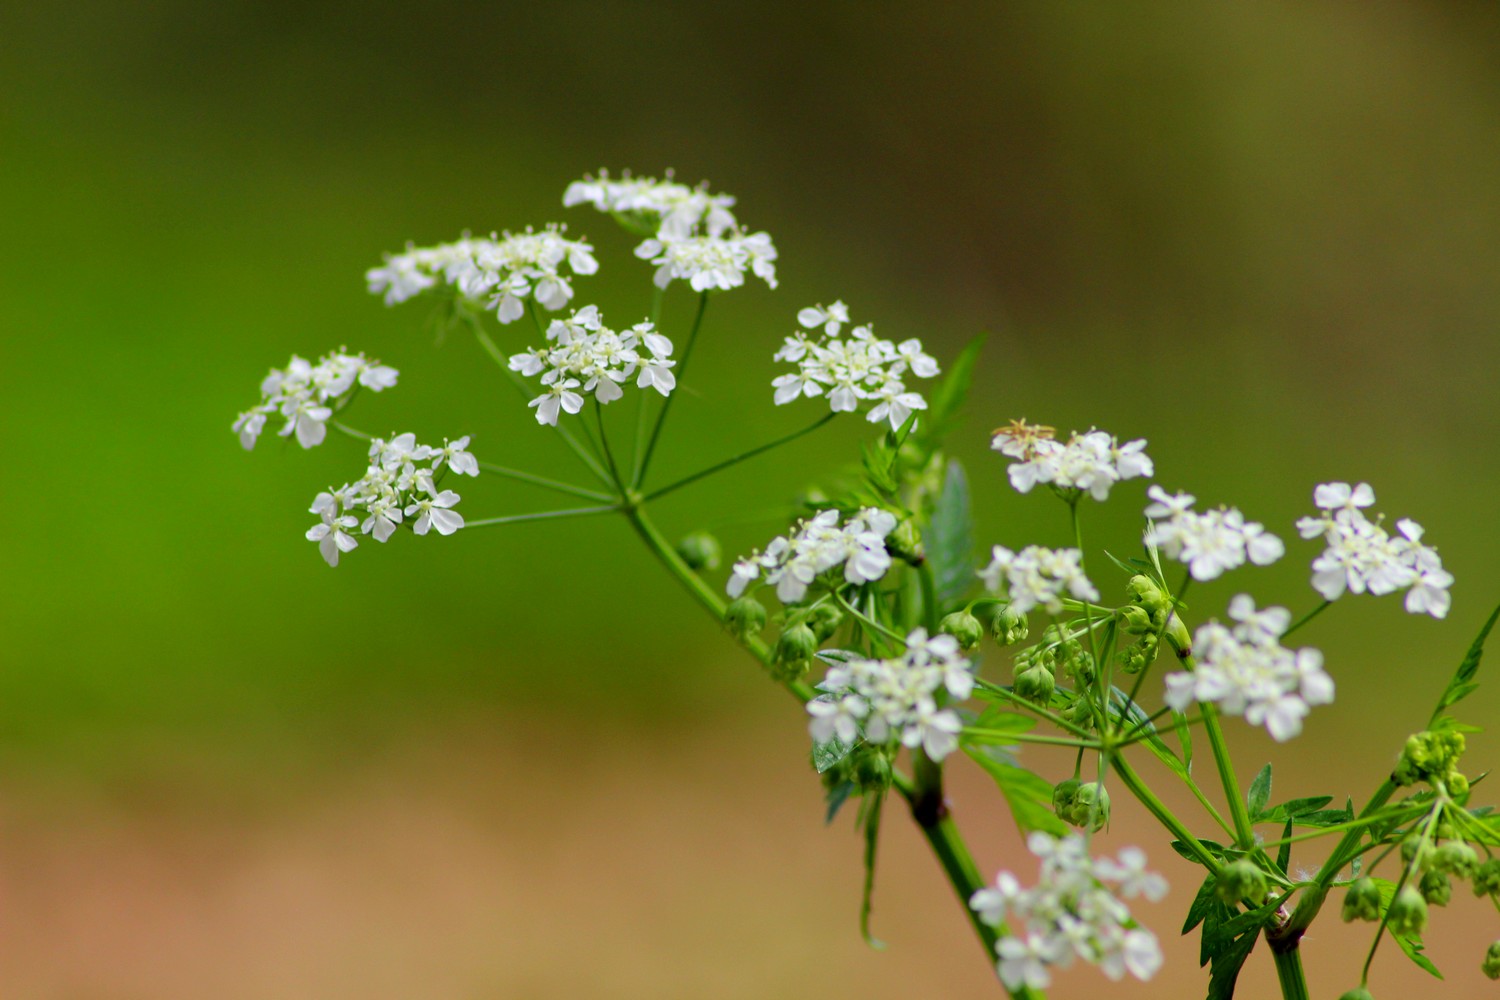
[1283,600,1332,639]
[917,560,941,634]
[465,313,613,487]
[1201,704,1256,850]
[466,505,620,527]
[621,503,811,703]
[629,284,668,483]
[643,413,837,502]
[1113,756,1223,874]
[475,461,616,503]
[1271,947,1311,1000]
[594,399,624,487]
[635,291,708,488]
[961,728,1102,750]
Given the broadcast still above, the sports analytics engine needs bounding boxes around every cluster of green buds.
[938,609,984,651]
[1216,858,1268,906]
[1391,728,1469,795]
[1115,575,1172,675]
[1013,625,1098,709]
[1052,778,1110,831]
[991,603,1029,646]
[769,603,845,681]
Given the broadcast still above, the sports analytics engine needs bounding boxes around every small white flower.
[772,303,940,424]
[306,510,359,567]
[405,489,465,536]
[233,349,398,452]
[978,545,1098,615]
[1144,489,1283,581]
[993,424,1151,502]
[435,436,479,476]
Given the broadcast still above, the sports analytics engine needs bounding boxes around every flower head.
[992,425,1152,501]
[233,349,398,452]
[770,304,941,429]
[728,508,898,603]
[507,306,676,425]
[978,545,1099,615]
[1144,485,1284,581]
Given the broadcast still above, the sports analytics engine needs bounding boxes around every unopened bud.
[1387,885,1428,936]
[1126,575,1170,616]
[1400,835,1433,872]
[725,596,768,640]
[1216,859,1267,905]
[1053,779,1110,831]
[1117,636,1159,675]
[1433,841,1478,879]
[1337,989,1375,1000]
[1118,605,1155,635]
[888,518,924,564]
[774,622,818,677]
[1472,859,1500,898]
[992,605,1029,646]
[852,746,892,792]
[1342,878,1382,922]
[807,602,845,642]
[939,610,984,651]
[675,530,721,571]
[1014,663,1056,705]
[1483,941,1500,981]
[1393,729,1466,787]
[1420,870,1452,906]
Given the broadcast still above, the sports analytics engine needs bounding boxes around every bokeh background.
[5,2,1500,997]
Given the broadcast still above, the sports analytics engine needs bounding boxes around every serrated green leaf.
[812,730,857,774]
[1247,764,1273,818]
[1170,838,1231,866]
[1370,878,1444,978]
[1206,927,1260,1000]
[928,460,975,606]
[964,747,1067,836]
[1429,601,1500,728]
[1183,875,1217,935]
[915,335,984,454]
[825,780,856,824]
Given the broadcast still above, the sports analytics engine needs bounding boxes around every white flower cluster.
[233,349,398,450]
[365,227,599,323]
[991,420,1152,501]
[808,628,973,761]
[305,432,477,567]
[506,305,676,425]
[1296,482,1453,618]
[1163,595,1333,741]
[977,545,1099,615]
[970,833,1165,992]
[727,508,897,604]
[564,168,778,292]
[771,302,940,430]
[1143,485,1285,582]
[563,169,738,241]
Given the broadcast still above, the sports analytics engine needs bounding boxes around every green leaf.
[1182,874,1217,934]
[1276,817,1293,875]
[1173,710,1195,774]
[964,747,1068,836]
[963,706,1038,745]
[825,779,856,824]
[927,460,976,606]
[916,334,984,454]
[1206,926,1260,1000]
[1430,600,1500,727]
[1392,930,1443,979]
[812,731,857,774]
[858,790,887,949]
[1247,764,1273,818]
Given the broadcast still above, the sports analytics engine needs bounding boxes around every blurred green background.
[5,2,1500,997]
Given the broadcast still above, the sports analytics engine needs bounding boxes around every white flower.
[635,232,779,291]
[978,545,1098,615]
[306,509,359,567]
[1162,596,1333,741]
[728,508,898,604]
[973,835,1164,989]
[563,169,739,240]
[807,628,975,761]
[1144,485,1283,581]
[405,489,465,536]
[771,303,941,426]
[1298,482,1452,617]
[509,307,676,423]
[366,227,598,323]
[435,436,479,476]
[992,422,1151,501]
[234,349,398,451]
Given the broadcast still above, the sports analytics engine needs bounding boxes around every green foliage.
[964,746,1068,836]
[1429,601,1500,727]
[858,789,886,949]
[914,335,983,456]
[1372,878,1444,979]
[1247,764,1273,818]
[927,460,975,607]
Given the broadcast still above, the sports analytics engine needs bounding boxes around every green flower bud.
[807,602,845,642]
[939,610,984,651]
[1400,835,1433,872]
[675,530,721,571]
[1342,877,1382,922]
[1126,575,1170,616]
[1216,859,1268,905]
[1014,663,1056,706]
[1052,778,1080,813]
[1449,772,1471,798]
[1118,605,1156,635]
[852,746,892,792]
[1483,941,1500,981]
[724,596,768,640]
[1433,841,1479,879]
[1337,989,1375,1000]
[1393,729,1466,787]
[1063,647,1096,687]
[992,605,1029,646]
[774,622,819,678]
[1063,782,1110,832]
[1471,859,1500,898]
[1386,885,1428,936]
[888,518,924,564]
[1116,636,1160,675]
[1058,697,1096,730]
[1420,870,1452,907]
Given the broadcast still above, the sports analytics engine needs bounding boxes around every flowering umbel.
[506,305,677,425]
[233,349,398,450]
